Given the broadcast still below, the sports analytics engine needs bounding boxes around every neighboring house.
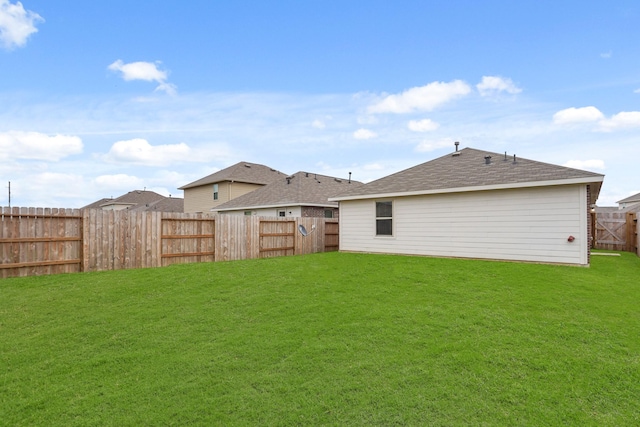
[616,192,640,210]
[214,171,363,218]
[82,190,184,212]
[179,162,286,213]
[329,146,604,266]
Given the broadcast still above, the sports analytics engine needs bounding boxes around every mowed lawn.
[1,252,639,426]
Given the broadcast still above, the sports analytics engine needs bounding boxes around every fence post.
[633,212,640,256]
[626,212,636,253]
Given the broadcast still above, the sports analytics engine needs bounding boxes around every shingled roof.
[82,190,184,212]
[616,192,640,205]
[179,161,286,189]
[330,147,604,202]
[214,171,363,211]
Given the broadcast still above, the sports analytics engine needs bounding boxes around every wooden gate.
[594,211,637,252]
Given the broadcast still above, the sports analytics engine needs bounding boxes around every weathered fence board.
[1,207,82,278]
[1,208,339,278]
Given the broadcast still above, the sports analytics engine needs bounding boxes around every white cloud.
[0,131,82,160]
[476,76,522,97]
[415,138,456,153]
[104,138,191,166]
[357,115,379,125]
[353,128,377,140]
[0,0,43,50]
[635,88,640,94]
[408,118,439,132]
[367,80,471,114]
[108,60,177,95]
[312,119,326,129]
[599,111,640,131]
[553,106,604,125]
[600,51,612,59]
[563,159,605,171]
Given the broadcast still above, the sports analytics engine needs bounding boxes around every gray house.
[214,171,362,218]
[329,147,604,266]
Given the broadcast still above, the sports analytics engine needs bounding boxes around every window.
[213,184,219,200]
[375,201,393,236]
[278,210,286,217]
[244,211,252,216]
[324,209,334,218]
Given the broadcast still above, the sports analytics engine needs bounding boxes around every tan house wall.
[183,181,264,213]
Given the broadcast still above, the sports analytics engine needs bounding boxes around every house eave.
[213,202,339,212]
[329,176,605,202]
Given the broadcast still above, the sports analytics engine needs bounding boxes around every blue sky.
[1,0,639,208]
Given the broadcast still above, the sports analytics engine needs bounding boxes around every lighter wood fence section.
[594,210,638,253]
[1,208,338,278]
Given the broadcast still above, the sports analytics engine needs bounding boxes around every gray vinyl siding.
[339,185,588,265]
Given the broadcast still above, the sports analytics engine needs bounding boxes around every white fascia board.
[328,176,604,202]
[213,202,337,212]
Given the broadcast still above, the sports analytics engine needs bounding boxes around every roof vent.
[513,154,517,164]
[244,164,251,168]
[452,141,461,156]
[334,178,342,183]
[286,177,292,184]
[484,155,492,165]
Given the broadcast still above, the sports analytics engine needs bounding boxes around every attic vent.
[484,155,492,165]
[452,141,461,156]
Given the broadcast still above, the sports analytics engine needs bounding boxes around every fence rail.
[1,207,338,278]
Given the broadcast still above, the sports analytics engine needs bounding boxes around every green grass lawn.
[1,252,639,426]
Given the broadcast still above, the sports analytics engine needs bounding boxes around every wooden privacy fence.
[1,207,339,278]
[593,210,638,254]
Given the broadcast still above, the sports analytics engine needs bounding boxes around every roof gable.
[179,161,286,189]
[332,147,604,201]
[617,192,640,204]
[214,171,363,211]
[82,190,183,212]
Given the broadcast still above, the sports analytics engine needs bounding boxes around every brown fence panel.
[0,207,82,278]
[595,211,628,251]
[161,213,215,266]
[259,219,295,258]
[324,220,339,252]
[2,208,340,278]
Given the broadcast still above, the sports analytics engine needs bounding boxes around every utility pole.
[7,181,10,208]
